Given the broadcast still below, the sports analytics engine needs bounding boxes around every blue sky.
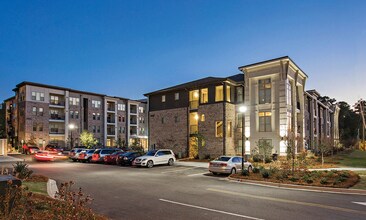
[0,0,365,105]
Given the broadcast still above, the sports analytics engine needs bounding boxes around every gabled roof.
[144,74,244,96]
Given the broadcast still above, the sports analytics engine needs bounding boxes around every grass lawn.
[326,150,366,168]
[23,181,48,195]
[352,171,366,190]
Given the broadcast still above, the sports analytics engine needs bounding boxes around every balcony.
[49,101,65,107]
[50,114,65,121]
[49,128,65,135]
[107,118,115,123]
[107,107,116,112]
[189,125,198,134]
[130,105,137,114]
[189,100,199,110]
[107,130,116,136]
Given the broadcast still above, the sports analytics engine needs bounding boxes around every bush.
[261,169,270,178]
[12,162,33,180]
[252,167,260,173]
[242,169,250,176]
[289,177,299,182]
[265,157,272,164]
[276,170,289,180]
[320,177,328,185]
[339,172,350,178]
[252,154,261,163]
[301,174,313,184]
[269,167,279,175]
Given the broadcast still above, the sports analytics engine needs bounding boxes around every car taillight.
[219,163,227,167]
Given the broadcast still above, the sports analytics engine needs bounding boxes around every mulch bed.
[26,174,49,182]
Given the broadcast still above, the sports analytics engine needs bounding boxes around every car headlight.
[142,158,147,161]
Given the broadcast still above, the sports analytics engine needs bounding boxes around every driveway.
[24,159,366,220]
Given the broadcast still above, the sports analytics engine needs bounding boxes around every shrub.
[12,162,33,180]
[242,169,250,176]
[320,177,328,185]
[269,167,279,175]
[289,177,299,182]
[301,174,313,184]
[339,172,350,178]
[276,170,289,180]
[252,154,261,163]
[261,169,270,178]
[252,167,260,173]
[265,157,272,164]
[336,176,347,183]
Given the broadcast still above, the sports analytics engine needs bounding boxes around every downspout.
[223,82,226,155]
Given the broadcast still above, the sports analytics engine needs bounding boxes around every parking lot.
[23,158,366,220]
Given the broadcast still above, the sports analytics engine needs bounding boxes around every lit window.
[201,114,205,122]
[236,87,243,103]
[97,113,100,120]
[38,108,43,116]
[226,85,231,102]
[32,107,37,114]
[227,121,232,137]
[75,111,79,119]
[118,104,126,111]
[93,113,96,120]
[70,111,74,119]
[162,95,166,103]
[175,93,179,100]
[200,88,208,104]
[215,86,224,102]
[258,79,271,104]
[139,107,144,113]
[215,121,223,137]
[31,92,45,101]
[92,100,101,108]
[69,97,80,106]
[259,111,272,132]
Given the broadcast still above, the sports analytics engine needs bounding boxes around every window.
[31,92,44,101]
[200,88,208,104]
[93,126,96,133]
[161,117,165,124]
[226,85,231,102]
[33,122,37,132]
[97,113,100,120]
[119,116,122,122]
[70,111,74,119]
[122,127,125,133]
[38,123,43,132]
[237,114,243,128]
[75,111,79,119]
[201,114,205,122]
[38,107,43,116]
[162,95,166,103]
[139,107,144,113]
[259,79,271,104]
[174,116,179,123]
[215,121,223,137]
[32,107,37,115]
[139,117,145,123]
[69,97,80,106]
[50,96,59,105]
[121,115,125,122]
[227,121,232,137]
[175,93,179,100]
[215,86,224,102]
[236,87,243,103]
[92,100,101,108]
[118,104,125,111]
[92,113,96,120]
[97,126,101,133]
[259,111,272,132]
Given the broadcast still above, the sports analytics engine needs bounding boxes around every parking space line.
[161,167,196,174]
[207,188,366,215]
[159,199,264,220]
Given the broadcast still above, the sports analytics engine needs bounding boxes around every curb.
[227,177,366,196]
[47,179,58,199]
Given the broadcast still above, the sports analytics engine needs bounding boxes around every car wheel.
[168,158,174,166]
[248,166,253,173]
[72,159,76,162]
[230,168,236,175]
[147,160,154,168]
[211,172,218,175]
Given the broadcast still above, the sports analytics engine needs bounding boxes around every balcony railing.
[190,125,198,134]
[189,100,199,110]
[107,107,115,111]
[107,119,115,123]
[49,101,65,106]
[130,120,137,125]
[50,115,65,120]
[49,128,65,134]
[107,130,116,135]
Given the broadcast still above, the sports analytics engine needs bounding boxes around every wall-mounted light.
[194,113,199,120]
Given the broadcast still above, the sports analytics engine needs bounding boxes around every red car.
[45,145,64,154]
[34,151,55,161]
[104,151,125,164]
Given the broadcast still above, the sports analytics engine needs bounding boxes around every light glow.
[68,124,75,130]
[239,105,247,113]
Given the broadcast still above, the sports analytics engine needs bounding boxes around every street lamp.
[239,105,247,172]
[68,124,76,149]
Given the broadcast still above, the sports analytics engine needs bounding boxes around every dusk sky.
[0,0,365,105]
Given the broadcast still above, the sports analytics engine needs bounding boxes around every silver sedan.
[209,156,252,175]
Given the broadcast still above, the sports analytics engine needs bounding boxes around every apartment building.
[146,56,339,158]
[0,103,5,138]
[4,82,148,150]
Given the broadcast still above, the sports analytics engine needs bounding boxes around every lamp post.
[68,124,75,149]
[239,105,247,172]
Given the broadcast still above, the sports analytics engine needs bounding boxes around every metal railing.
[50,115,65,120]
[49,128,65,134]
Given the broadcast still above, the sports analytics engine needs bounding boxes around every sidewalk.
[309,167,366,171]
[0,155,24,163]
[176,161,208,168]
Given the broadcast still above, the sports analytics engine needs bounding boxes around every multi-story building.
[0,103,5,138]
[146,56,339,158]
[4,82,148,150]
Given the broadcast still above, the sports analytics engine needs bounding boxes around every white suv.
[133,149,175,168]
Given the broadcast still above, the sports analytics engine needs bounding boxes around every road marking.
[159,198,264,220]
[207,188,366,215]
[187,172,210,177]
[161,167,195,174]
[352,202,366,206]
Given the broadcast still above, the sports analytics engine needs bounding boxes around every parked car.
[104,151,125,165]
[91,148,121,163]
[77,149,96,163]
[26,146,40,155]
[69,148,87,162]
[133,149,175,168]
[45,145,64,154]
[116,151,142,166]
[33,151,55,161]
[208,156,252,175]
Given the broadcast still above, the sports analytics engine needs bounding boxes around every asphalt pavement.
[18,159,366,220]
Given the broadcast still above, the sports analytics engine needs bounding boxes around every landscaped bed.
[230,169,360,188]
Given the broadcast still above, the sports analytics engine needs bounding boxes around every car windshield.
[94,150,101,154]
[145,150,157,156]
[87,150,95,153]
[215,156,231,162]
[101,150,114,154]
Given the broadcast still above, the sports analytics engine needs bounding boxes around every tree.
[256,139,273,163]
[190,132,205,159]
[285,132,297,174]
[79,130,98,149]
[318,137,332,167]
[318,96,336,105]
[338,101,359,147]
[115,136,126,148]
